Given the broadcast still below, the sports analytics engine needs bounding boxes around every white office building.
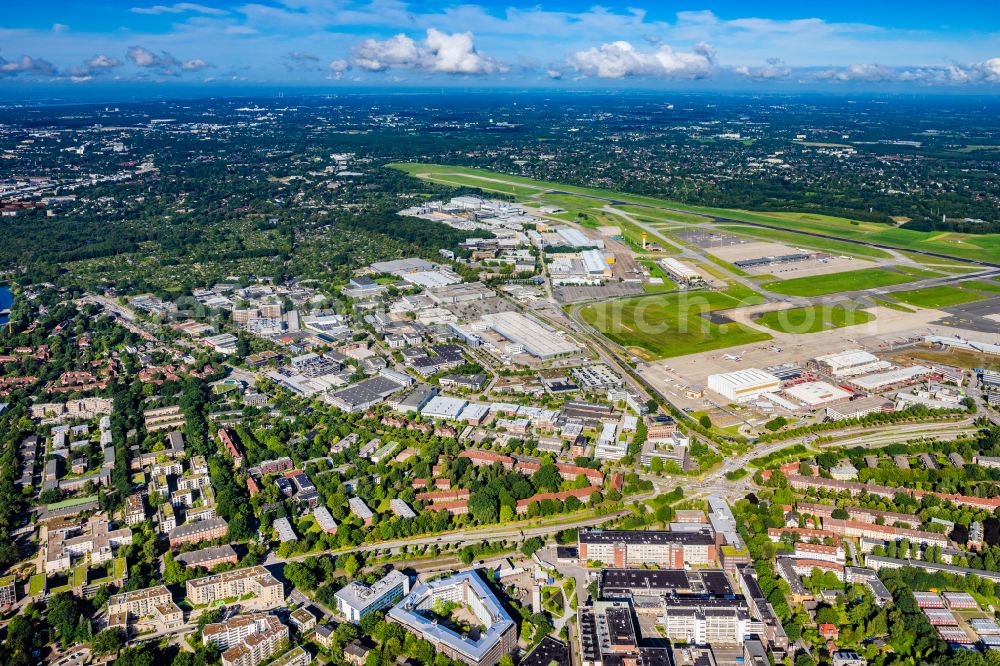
[335,570,411,623]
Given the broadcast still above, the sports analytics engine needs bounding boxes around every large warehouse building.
[477,312,578,359]
[659,258,703,285]
[847,365,933,392]
[784,381,852,407]
[707,369,781,403]
[811,350,892,377]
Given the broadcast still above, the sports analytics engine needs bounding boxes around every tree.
[343,554,361,578]
[698,415,712,429]
[831,507,849,520]
[532,465,562,493]
[91,628,124,657]
[522,537,544,557]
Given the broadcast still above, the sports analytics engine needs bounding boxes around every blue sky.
[2,1,999,89]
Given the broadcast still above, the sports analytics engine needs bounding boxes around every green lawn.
[46,495,98,511]
[763,268,920,297]
[890,285,990,309]
[390,163,1000,262]
[960,280,1000,294]
[756,305,875,334]
[616,205,711,225]
[871,297,916,313]
[580,290,771,360]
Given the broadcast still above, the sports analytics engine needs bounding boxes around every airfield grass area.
[755,305,875,334]
[762,267,920,297]
[889,285,990,309]
[391,163,1000,262]
[580,289,771,360]
[615,205,711,225]
[961,280,1000,294]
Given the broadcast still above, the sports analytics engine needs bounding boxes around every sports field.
[755,305,875,334]
[762,267,920,297]
[390,163,1000,262]
[889,285,990,309]
[579,290,771,360]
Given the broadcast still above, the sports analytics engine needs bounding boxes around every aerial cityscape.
[1,4,1000,666]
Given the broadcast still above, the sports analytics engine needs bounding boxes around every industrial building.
[707,369,781,403]
[783,381,852,407]
[421,396,469,421]
[476,312,578,359]
[811,349,892,377]
[825,396,894,421]
[658,258,703,285]
[388,572,516,666]
[846,365,932,392]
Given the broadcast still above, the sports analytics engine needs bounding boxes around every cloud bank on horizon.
[1,1,999,88]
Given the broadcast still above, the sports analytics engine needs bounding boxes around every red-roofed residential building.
[459,450,514,469]
[516,486,601,514]
[218,429,243,468]
[432,500,468,515]
[415,489,470,503]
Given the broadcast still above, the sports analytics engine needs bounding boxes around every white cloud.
[735,57,792,80]
[181,58,212,71]
[569,40,716,79]
[0,55,59,77]
[131,3,228,16]
[352,34,419,71]
[814,62,897,82]
[328,58,350,72]
[86,54,122,70]
[980,58,1000,82]
[52,23,69,33]
[351,28,501,74]
[810,59,1000,85]
[126,45,179,68]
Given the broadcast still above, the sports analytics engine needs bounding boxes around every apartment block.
[186,567,283,609]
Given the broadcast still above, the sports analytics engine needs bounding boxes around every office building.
[578,529,715,567]
[388,572,516,666]
[336,569,410,623]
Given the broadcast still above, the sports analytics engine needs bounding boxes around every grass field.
[889,285,990,309]
[580,290,771,360]
[616,205,711,225]
[391,163,1000,262]
[763,267,920,297]
[871,297,916,313]
[961,280,1000,294]
[755,305,875,334]
[47,495,98,510]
